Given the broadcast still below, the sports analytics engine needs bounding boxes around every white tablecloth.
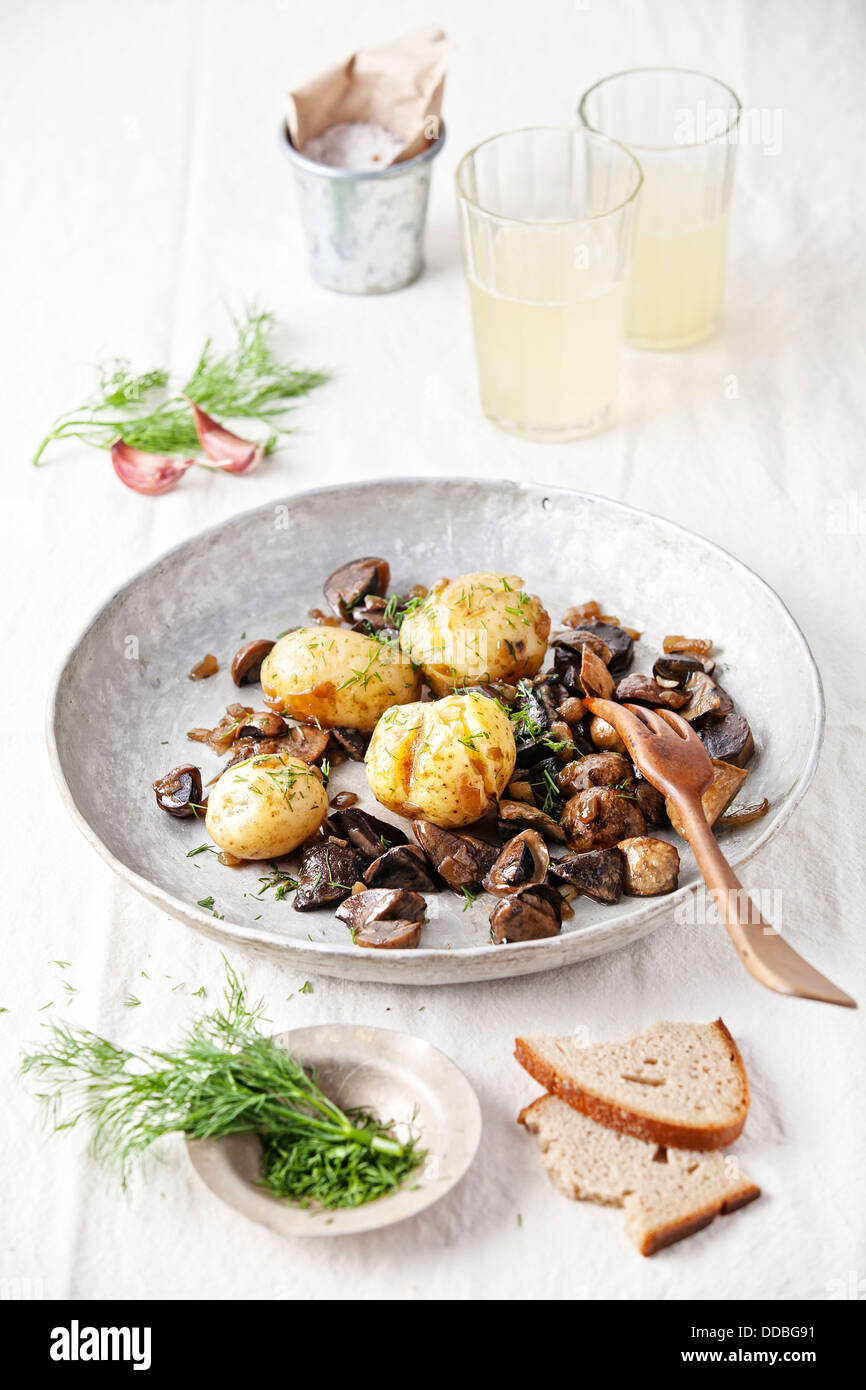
[2,0,864,1301]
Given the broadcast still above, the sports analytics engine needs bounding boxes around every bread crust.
[514,1018,750,1151]
[636,1181,761,1256]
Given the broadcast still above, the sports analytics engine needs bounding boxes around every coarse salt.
[303,121,404,171]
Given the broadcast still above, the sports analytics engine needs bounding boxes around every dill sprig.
[20,963,423,1210]
[33,308,329,465]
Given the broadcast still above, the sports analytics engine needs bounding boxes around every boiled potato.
[205,753,327,860]
[260,627,421,732]
[365,691,516,827]
[399,572,550,696]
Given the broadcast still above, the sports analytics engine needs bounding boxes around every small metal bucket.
[280,122,446,294]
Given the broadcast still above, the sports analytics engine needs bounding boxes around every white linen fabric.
[1,0,863,1301]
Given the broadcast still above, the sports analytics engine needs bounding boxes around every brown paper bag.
[287,24,451,164]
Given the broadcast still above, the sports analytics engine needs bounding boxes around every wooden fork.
[584,697,856,1008]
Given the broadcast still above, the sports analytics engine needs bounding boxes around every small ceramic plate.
[186,1024,482,1236]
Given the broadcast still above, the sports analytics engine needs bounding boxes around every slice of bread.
[520,1094,760,1256]
[515,1019,749,1150]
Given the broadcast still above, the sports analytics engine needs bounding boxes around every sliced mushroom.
[489,884,563,943]
[236,711,289,740]
[679,671,734,722]
[556,752,635,797]
[412,820,500,891]
[717,797,770,828]
[550,848,624,904]
[588,715,628,755]
[293,839,369,911]
[329,807,408,860]
[189,653,219,681]
[153,764,204,817]
[354,920,423,949]
[282,726,331,764]
[578,620,634,675]
[482,830,549,895]
[580,646,615,700]
[617,837,680,895]
[614,674,689,709]
[560,787,646,853]
[652,653,708,688]
[188,703,254,754]
[363,843,440,891]
[350,594,393,636]
[231,639,275,686]
[497,800,566,842]
[666,759,750,837]
[698,712,754,767]
[634,775,668,826]
[554,627,614,666]
[335,887,427,931]
[323,556,390,620]
[329,727,370,761]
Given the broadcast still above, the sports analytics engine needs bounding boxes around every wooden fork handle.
[677,799,856,1008]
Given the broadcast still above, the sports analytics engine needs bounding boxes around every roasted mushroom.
[578,620,634,675]
[329,806,408,860]
[634,775,668,826]
[580,646,615,700]
[587,715,628,755]
[323,556,390,620]
[354,920,424,949]
[188,703,254,754]
[560,787,646,853]
[489,884,563,943]
[329,727,370,761]
[698,712,754,767]
[482,830,549,895]
[153,765,204,817]
[617,837,680,896]
[497,799,567,842]
[679,671,734,722]
[412,820,500,891]
[231,639,275,687]
[614,674,689,709]
[293,839,369,911]
[349,594,394,636]
[236,711,289,740]
[363,843,440,891]
[335,887,427,930]
[652,653,709,687]
[282,726,331,764]
[556,751,635,797]
[549,848,624,904]
[666,759,750,836]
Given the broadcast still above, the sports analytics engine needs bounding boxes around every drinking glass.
[455,127,643,441]
[579,68,741,349]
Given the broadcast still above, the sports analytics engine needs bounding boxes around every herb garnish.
[33,308,329,465]
[20,965,424,1210]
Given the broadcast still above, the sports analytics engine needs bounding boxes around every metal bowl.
[47,477,824,984]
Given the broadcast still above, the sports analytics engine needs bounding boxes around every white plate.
[186,1024,482,1236]
[47,477,824,983]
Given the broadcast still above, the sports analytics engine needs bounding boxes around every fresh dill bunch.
[20,962,423,1210]
[33,308,329,465]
